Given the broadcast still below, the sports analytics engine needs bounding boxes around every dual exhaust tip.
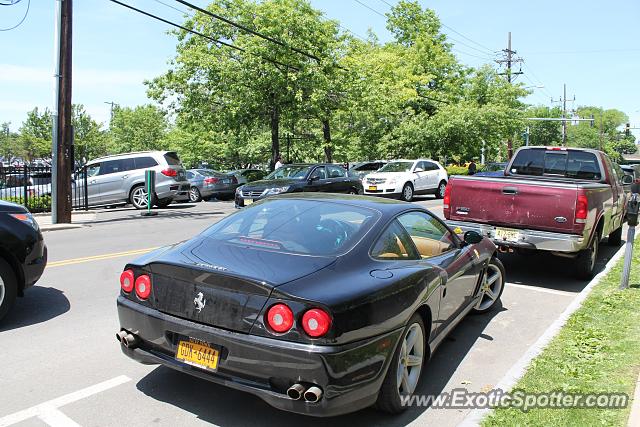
[287,384,323,403]
[116,330,139,349]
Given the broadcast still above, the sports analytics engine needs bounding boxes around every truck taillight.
[576,194,588,223]
[443,184,451,217]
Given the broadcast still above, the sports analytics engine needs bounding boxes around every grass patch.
[483,242,640,426]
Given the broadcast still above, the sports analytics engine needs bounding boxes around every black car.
[0,200,47,320]
[116,193,504,416]
[234,163,363,208]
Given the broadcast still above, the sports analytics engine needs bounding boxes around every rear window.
[164,152,182,166]
[202,199,380,256]
[509,149,602,180]
[134,157,158,169]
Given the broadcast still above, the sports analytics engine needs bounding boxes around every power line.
[0,0,29,31]
[452,49,495,61]
[0,0,22,5]
[174,0,321,63]
[107,0,299,71]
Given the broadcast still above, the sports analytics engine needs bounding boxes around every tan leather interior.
[411,235,451,258]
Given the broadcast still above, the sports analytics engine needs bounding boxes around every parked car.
[227,169,267,184]
[0,200,47,320]
[474,162,508,177]
[79,151,190,209]
[116,193,503,416]
[348,160,388,180]
[0,170,52,200]
[186,169,239,202]
[363,159,448,201]
[235,163,363,208]
[444,146,631,279]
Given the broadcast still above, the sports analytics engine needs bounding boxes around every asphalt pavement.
[0,196,624,427]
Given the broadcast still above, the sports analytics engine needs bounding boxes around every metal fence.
[0,165,88,213]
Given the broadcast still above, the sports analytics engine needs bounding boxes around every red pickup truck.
[444,147,632,279]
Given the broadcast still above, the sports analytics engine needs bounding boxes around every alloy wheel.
[0,275,5,308]
[396,323,424,395]
[589,237,599,273]
[438,182,446,198]
[189,187,201,202]
[475,263,503,311]
[131,187,148,209]
[402,185,413,201]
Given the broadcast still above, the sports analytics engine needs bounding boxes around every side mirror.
[622,175,634,185]
[463,230,483,245]
[308,175,319,183]
[414,168,424,173]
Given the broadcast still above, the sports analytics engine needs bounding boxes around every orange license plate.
[368,186,377,191]
[175,339,219,371]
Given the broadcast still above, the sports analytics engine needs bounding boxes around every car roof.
[90,151,174,162]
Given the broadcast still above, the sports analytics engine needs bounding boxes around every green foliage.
[1,196,51,213]
[525,105,562,146]
[445,165,469,176]
[19,107,53,161]
[109,105,168,153]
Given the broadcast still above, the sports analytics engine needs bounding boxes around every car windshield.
[265,165,312,180]
[202,199,380,256]
[378,162,413,173]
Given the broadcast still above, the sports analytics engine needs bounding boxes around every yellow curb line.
[47,247,159,268]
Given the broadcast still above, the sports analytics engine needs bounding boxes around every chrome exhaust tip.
[122,333,139,349]
[287,384,306,400]
[303,386,323,403]
[116,330,128,343]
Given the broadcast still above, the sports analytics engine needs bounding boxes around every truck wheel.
[0,258,18,321]
[401,183,414,202]
[472,257,505,314]
[575,234,599,280]
[608,226,623,246]
[377,313,426,414]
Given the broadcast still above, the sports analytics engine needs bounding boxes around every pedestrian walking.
[468,160,477,176]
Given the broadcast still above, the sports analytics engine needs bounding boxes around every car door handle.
[122,175,129,179]
[89,180,97,184]
[502,187,518,195]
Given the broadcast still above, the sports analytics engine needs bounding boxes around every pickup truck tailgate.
[447,176,579,234]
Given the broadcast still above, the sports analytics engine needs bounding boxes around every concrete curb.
[40,224,85,232]
[460,234,635,426]
[628,371,640,427]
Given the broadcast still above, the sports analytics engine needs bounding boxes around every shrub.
[1,196,51,213]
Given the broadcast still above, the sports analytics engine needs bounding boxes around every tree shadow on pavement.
[135,304,504,427]
[498,241,622,294]
[0,286,70,332]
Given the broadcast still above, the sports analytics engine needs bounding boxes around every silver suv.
[81,151,190,209]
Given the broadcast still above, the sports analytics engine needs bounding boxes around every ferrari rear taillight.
[204,177,219,184]
[443,184,452,217]
[135,274,152,300]
[266,303,294,333]
[301,308,332,338]
[161,168,178,177]
[120,269,135,293]
[576,194,588,223]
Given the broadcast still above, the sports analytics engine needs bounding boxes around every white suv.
[362,159,448,201]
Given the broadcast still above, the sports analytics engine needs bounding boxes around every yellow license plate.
[244,199,254,205]
[368,186,377,191]
[495,227,520,242]
[175,340,219,371]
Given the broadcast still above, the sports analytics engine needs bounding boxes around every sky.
[1,0,639,140]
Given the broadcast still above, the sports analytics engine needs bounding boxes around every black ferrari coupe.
[116,193,504,416]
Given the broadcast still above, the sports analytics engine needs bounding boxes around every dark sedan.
[186,169,239,202]
[0,200,47,320]
[116,193,504,416]
[234,163,363,208]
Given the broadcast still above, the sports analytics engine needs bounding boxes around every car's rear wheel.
[377,313,425,413]
[472,257,505,314]
[608,226,623,246]
[130,185,150,210]
[435,180,447,199]
[0,258,17,321]
[348,188,360,195]
[189,187,202,203]
[401,183,414,202]
[576,233,599,280]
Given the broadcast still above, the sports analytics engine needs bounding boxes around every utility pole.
[104,101,117,124]
[51,0,73,224]
[496,32,523,159]
[550,84,575,146]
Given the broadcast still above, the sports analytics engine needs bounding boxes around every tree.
[19,107,53,161]
[109,105,168,153]
[0,122,21,160]
[72,104,110,161]
[525,105,562,146]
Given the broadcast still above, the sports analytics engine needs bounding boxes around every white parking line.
[0,375,130,427]
[505,282,577,297]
